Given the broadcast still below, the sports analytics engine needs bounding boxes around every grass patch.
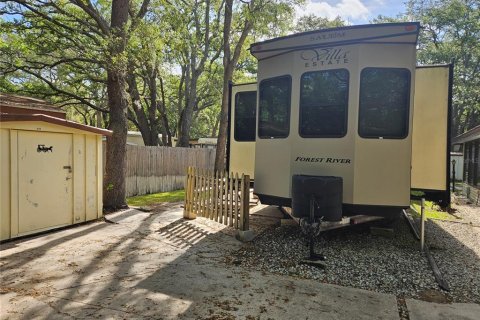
[411,190,425,197]
[127,189,185,207]
[410,200,458,221]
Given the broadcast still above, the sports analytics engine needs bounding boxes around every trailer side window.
[258,76,291,139]
[234,91,257,142]
[299,69,349,138]
[359,68,411,139]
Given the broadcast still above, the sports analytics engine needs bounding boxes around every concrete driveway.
[1,204,478,319]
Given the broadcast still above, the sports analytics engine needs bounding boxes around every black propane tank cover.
[291,175,343,222]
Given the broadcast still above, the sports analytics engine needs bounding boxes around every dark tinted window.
[359,68,411,139]
[258,76,291,139]
[300,69,349,137]
[234,91,257,142]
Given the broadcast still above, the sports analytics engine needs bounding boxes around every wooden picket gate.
[184,167,250,231]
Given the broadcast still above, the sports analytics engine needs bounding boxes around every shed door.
[18,131,73,234]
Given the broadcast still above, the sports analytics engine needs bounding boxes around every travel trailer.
[227,23,452,219]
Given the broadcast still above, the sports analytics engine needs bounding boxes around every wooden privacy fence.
[184,167,250,231]
[103,144,215,197]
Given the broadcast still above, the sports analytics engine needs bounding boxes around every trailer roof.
[250,22,420,60]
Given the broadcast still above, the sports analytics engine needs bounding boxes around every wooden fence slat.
[186,167,192,216]
[195,167,200,216]
[229,172,234,227]
[190,167,195,216]
[243,175,250,231]
[183,167,189,218]
[207,170,210,217]
[240,174,245,230]
[199,168,205,217]
[222,171,228,226]
[218,171,224,224]
[234,173,239,230]
[202,169,207,217]
[213,171,218,222]
[224,172,228,225]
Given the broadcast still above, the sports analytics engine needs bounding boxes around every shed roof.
[0,113,112,136]
[0,93,66,116]
[453,125,480,144]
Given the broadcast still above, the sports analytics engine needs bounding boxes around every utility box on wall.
[0,113,111,240]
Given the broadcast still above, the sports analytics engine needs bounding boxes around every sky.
[296,0,408,24]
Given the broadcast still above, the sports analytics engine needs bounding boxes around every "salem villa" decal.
[300,47,349,68]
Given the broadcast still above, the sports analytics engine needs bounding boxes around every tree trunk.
[103,0,130,209]
[215,65,233,170]
[177,69,198,147]
[146,65,160,146]
[215,0,252,171]
[215,0,233,171]
[127,68,155,145]
[177,104,195,147]
[212,114,220,137]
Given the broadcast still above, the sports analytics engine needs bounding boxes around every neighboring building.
[196,137,217,149]
[126,131,146,146]
[450,152,464,181]
[453,125,480,204]
[102,131,163,146]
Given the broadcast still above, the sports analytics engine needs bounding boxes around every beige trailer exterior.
[0,114,110,240]
[228,83,257,178]
[411,65,451,192]
[229,65,452,203]
[246,23,421,215]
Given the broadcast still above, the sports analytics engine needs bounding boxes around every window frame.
[358,67,411,140]
[234,90,257,142]
[298,68,350,139]
[258,75,292,139]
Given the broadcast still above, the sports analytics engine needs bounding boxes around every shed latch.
[63,165,72,173]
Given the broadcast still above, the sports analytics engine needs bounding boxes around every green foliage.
[127,189,185,206]
[414,0,480,135]
[0,1,108,118]
[374,0,480,135]
[1,1,356,146]
[294,14,345,33]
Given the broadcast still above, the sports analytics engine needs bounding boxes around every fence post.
[235,174,254,242]
[234,173,239,229]
[183,167,190,218]
[184,167,197,220]
[243,175,250,231]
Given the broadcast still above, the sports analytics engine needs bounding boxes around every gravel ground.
[424,200,480,303]
[225,215,439,300]
[225,202,480,305]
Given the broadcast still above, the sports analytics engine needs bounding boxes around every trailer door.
[411,65,452,204]
[228,83,257,178]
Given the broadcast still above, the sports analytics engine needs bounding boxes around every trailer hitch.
[299,196,325,268]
